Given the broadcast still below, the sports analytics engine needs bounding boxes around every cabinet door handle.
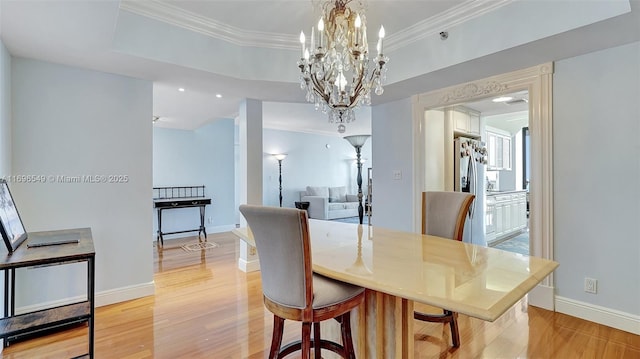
[192,201,200,205]
[171,202,179,207]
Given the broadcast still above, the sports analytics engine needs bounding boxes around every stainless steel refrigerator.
[454,137,487,246]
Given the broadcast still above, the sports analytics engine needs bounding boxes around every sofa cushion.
[328,203,346,211]
[345,194,358,202]
[329,186,347,203]
[343,201,359,209]
[306,186,329,198]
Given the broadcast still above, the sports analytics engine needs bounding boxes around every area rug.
[492,232,529,256]
[181,241,219,252]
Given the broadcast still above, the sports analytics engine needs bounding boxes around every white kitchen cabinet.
[469,111,480,135]
[516,194,527,230]
[485,201,496,242]
[486,191,527,244]
[487,129,511,170]
[495,202,504,238]
[450,106,480,137]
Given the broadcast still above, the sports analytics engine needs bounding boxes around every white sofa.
[300,186,360,220]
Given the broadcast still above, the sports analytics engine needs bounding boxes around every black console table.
[294,201,310,211]
[0,228,95,357]
[153,186,211,247]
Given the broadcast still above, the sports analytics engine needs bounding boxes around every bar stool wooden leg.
[302,322,312,359]
[448,311,460,348]
[313,322,322,358]
[340,312,356,359]
[269,316,285,359]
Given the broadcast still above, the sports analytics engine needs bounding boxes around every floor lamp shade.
[344,135,370,148]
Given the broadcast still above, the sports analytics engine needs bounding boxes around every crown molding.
[119,0,299,51]
[417,63,552,108]
[120,0,513,53]
[386,0,514,52]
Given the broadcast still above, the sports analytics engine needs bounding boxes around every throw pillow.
[329,186,347,203]
[306,186,329,198]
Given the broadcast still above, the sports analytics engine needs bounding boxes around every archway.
[412,63,555,309]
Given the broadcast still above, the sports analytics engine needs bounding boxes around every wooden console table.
[0,227,95,357]
[153,186,211,247]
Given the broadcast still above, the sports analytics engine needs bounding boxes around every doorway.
[412,63,555,308]
[463,91,530,254]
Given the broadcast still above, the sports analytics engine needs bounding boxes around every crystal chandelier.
[297,0,388,133]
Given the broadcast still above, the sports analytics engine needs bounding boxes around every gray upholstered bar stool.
[239,205,365,359]
[415,191,475,348]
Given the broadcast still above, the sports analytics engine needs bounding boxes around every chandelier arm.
[310,73,331,104]
[364,63,384,92]
[349,63,368,103]
[367,62,382,83]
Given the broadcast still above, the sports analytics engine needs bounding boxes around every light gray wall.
[10,58,153,307]
[0,39,10,342]
[0,41,10,176]
[153,119,236,237]
[554,41,640,315]
[262,129,372,208]
[371,98,415,231]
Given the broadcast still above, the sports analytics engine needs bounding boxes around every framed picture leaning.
[0,179,28,253]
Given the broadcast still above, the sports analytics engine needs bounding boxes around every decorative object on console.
[0,179,28,253]
[344,134,370,224]
[297,0,389,133]
[272,154,288,207]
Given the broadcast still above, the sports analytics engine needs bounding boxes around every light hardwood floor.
[1,232,638,358]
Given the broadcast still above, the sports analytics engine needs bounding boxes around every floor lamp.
[344,135,370,224]
[273,154,287,207]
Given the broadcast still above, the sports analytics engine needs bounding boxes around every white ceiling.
[1,0,639,136]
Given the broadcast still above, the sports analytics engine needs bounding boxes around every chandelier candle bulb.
[354,14,362,46]
[310,27,315,52]
[362,23,367,49]
[318,18,324,49]
[378,25,385,54]
[338,72,347,92]
[299,31,306,57]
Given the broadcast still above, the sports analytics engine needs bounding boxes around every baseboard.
[238,257,260,272]
[95,281,155,307]
[528,284,555,310]
[207,224,236,233]
[14,281,155,314]
[555,296,640,335]
[151,224,236,240]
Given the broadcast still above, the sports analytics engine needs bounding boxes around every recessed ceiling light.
[492,96,513,103]
[178,88,185,92]
[215,94,222,98]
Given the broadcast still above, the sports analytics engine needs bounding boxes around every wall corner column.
[237,98,263,272]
